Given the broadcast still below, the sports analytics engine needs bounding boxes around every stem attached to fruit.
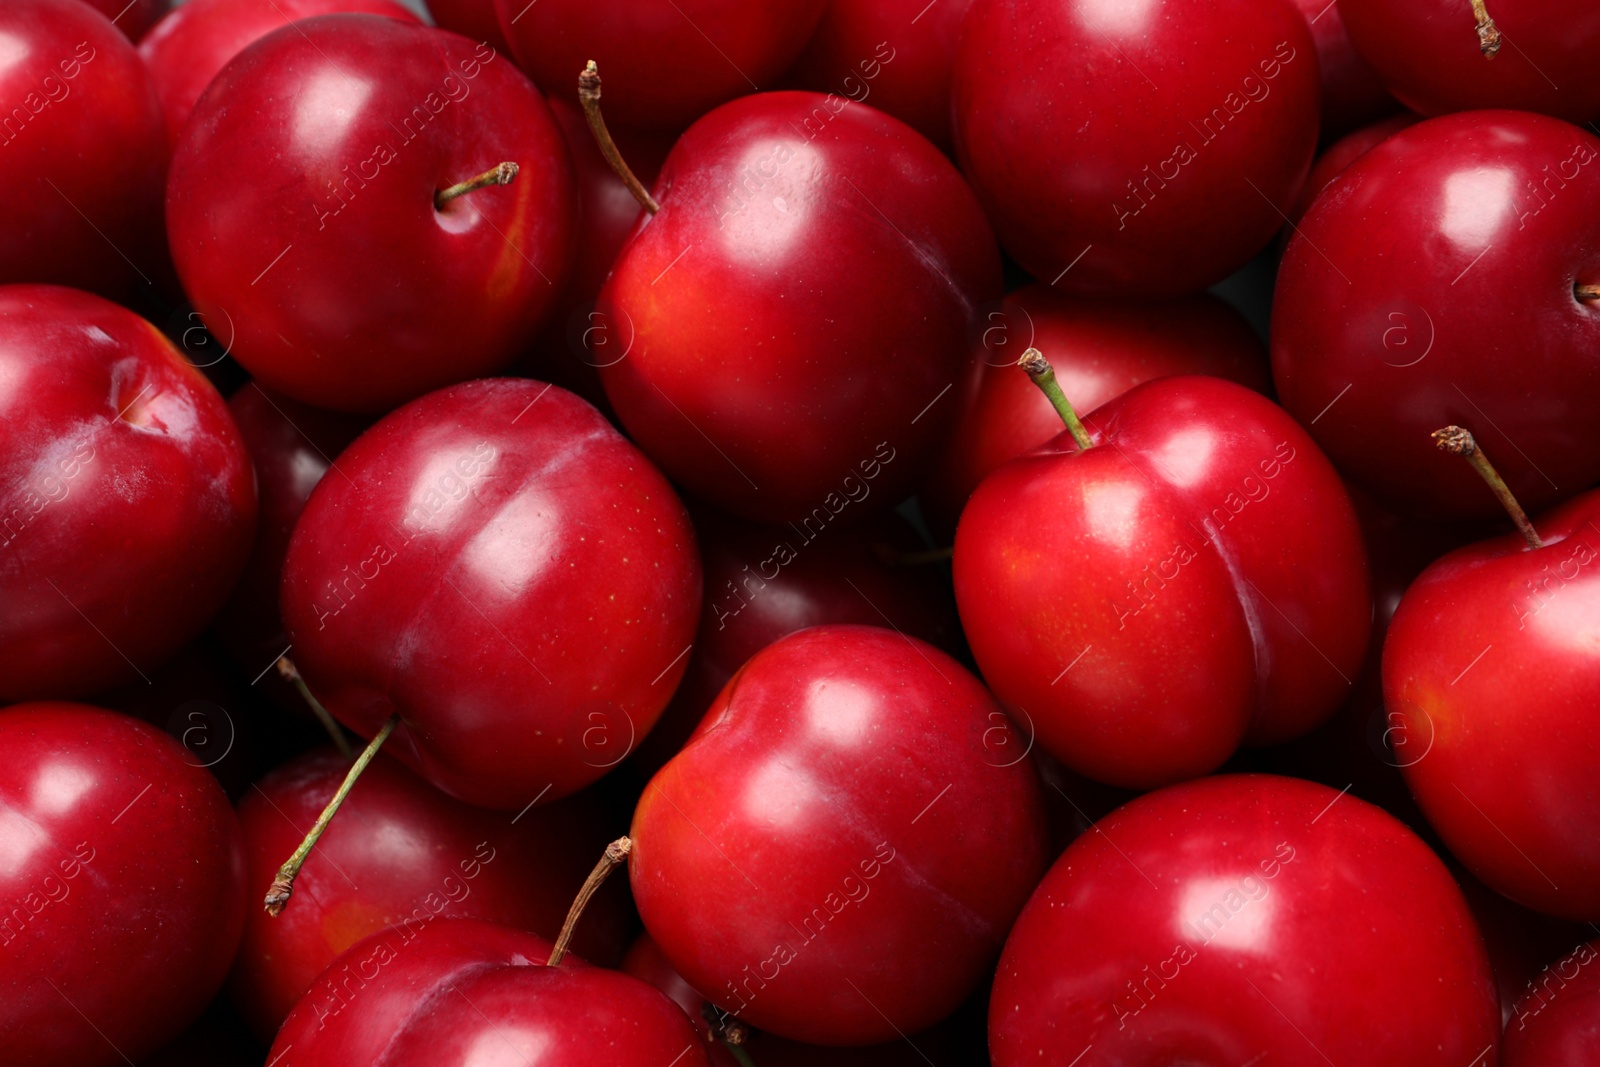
[276,655,352,758]
[1576,283,1600,303]
[1019,347,1094,450]
[578,61,660,215]
[1432,425,1543,549]
[702,1003,757,1066]
[1470,0,1502,57]
[547,836,632,966]
[435,162,519,208]
[263,714,399,916]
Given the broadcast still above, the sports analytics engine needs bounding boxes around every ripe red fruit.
[951,0,1319,295]
[167,15,575,412]
[1504,938,1600,1062]
[597,90,1000,523]
[138,0,420,149]
[783,0,975,152]
[990,775,1499,1065]
[280,378,701,809]
[631,624,1049,1045]
[922,286,1270,535]
[632,508,961,774]
[0,0,166,298]
[228,747,633,1039]
[1339,0,1600,123]
[954,373,1370,788]
[1384,481,1600,921]
[1287,111,1419,225]
[1272,110,1600,520]
[1250,488,1475,826]
[492,0,827,133]
[0,285,256,701]
[267,917,712,1066]
[0,703,247,1066]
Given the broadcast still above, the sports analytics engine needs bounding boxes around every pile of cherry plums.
[3,0,1599,1063]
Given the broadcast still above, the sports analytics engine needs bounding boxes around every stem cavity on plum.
[547,836,632,967]
[435,162,519,209]
[578,61,660,215]
[1469,0,1502,58]
[263,713,400,916]
[1432,424,1542,548]
[1018,347,1095,451]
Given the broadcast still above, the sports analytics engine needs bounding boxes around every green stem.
[264,714,398,916]
[1018,347,1094,450]
[1432,425,1542,549]
[435,162,519,208]
[277,655,351,757]
[547,836,632,966]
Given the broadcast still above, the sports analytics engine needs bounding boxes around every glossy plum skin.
[631,625,1050,1045]
[951,0,1319,296]
[0,286,257,701]
[631,507,961,774]
[214,383,369,692]
[1504,938,1600,1063]
[954,376,1370,789]
[1383,490,1600,921]
[599,91,1000,523]
[1287,111,1419,225]
[1339,0,1600,123]
[0,703,248,1067]
[228,747,633,1039]
[1249,489,1478,828]
[167,16,575,413]
[425,0,508,53]
[268,918,711,1067]
[492,0,827,133]
[922,286,1270,535]
[783,0,974,152]
[1289,0,1394,136]
[1272,111,1600,520]
[138,0,420,149]
[0,0,166,299]
[990,775,1499,1065]
[280,378,701,809]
